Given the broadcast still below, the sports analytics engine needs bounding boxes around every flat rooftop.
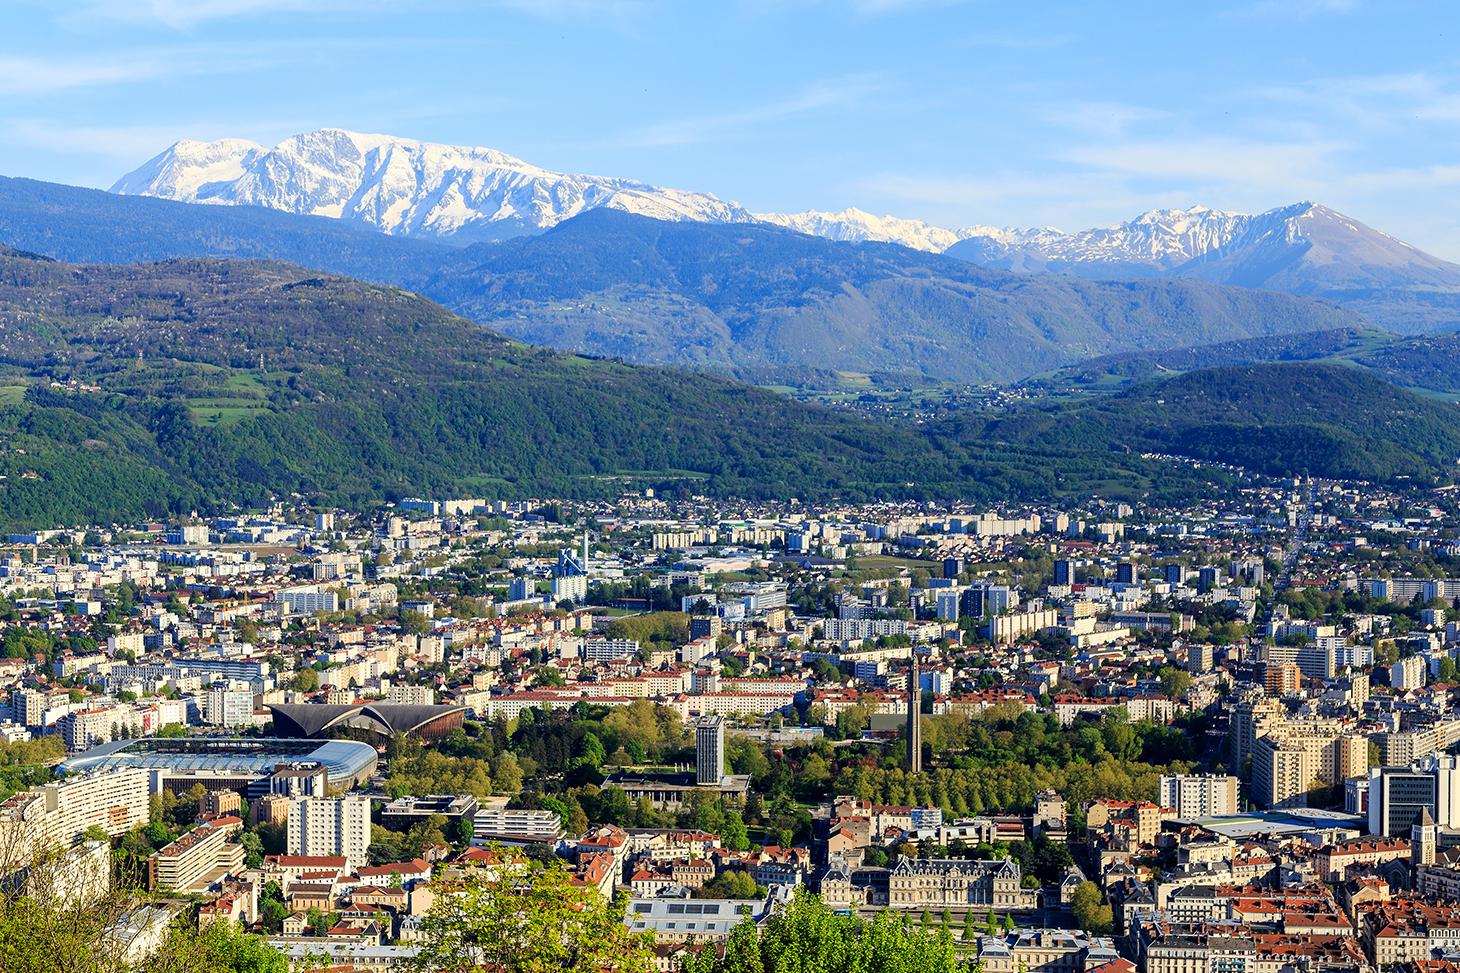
[1170,808,1366,840]
[60,737,378,785]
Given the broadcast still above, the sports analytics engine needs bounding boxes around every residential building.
[695,715,724,786]
[149,820,245,892]
[288,796,369,864]
[1159,775,1239,818]
[1250,722,1367,809]
[1392,655,1426,691]
[383,685,435,707]
[205,688,254,727]
[472,807,563,841]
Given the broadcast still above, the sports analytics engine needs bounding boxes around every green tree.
[721,812,750,852]
[683,888,960,973]
[406,855,654,973]
[491,753,523,794]
[579,733,606,768]
[1069,881,1113,935]
[1158,667,1192,699]
[81,825,110,842]
[399,609,432,636]
[139,915,288,973]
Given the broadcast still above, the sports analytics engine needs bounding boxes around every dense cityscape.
[2,474,1460,970]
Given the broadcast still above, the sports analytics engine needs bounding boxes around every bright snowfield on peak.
[110,128,758,244]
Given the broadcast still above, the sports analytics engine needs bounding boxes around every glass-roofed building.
[60,737,377,800]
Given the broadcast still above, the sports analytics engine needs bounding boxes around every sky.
[4,0,1460,259]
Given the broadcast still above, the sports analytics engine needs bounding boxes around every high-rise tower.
[908,650,922,773]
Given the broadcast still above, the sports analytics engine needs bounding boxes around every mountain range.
[112,129,1460,336]
[112,128,757,244]
[0,176,1361,385]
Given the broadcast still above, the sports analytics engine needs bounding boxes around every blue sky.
[4,0,1460,258]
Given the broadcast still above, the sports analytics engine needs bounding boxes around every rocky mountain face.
[111,128,758,244]
[111,131,1460,332]
[944,202,1460,333]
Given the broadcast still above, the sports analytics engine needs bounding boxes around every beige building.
[1228,696,1286,771]
[149,822,246,892]
[1159,775,1239,818]
[1251,722,1367,809]
[30,768,150,847]
[887,857,1035,911]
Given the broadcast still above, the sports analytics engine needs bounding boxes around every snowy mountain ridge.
[110,128,758,243]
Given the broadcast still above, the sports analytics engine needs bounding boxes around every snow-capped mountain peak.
[111,128,757,243]
[753,207,1006,253]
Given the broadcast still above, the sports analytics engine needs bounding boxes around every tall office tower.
[1054,560,1073,586]
[908,651,922,773]
[695,715,725,786]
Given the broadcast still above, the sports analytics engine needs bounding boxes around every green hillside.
[423,210,1363,384]
[0,248,967,522]
[1026,327,1460,398]
[0,246,1453,527]
[936,363,1460,481]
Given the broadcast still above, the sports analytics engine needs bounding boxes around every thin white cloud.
[1041,101,1174,140]
[1257,73,1460,128]
[54,0,368,29]
[53,0,649,29]
[622,75,883,147]
[0,38,388,96]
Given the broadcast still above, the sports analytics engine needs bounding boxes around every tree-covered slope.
[0,178,1363,384]
[1025,327,1460,396]
[0,247,977,521]
[934,363,1460,481]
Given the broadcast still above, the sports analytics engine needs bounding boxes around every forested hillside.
[937,363,1460,481]
[0,245,1453,527]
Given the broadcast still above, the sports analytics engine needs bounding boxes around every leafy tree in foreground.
[407,855,654,973]
[683,888,971,973]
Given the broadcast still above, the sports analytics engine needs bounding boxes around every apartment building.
[36,768,149,845]
[1251,722,1367,809]
[205,688,254,727]
[383,684,434,707]
[472,807,564,841]
[1228,696,1286,771]
[1160,775,1240,818]
[288,796,369,864]
[149,820,246,892]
